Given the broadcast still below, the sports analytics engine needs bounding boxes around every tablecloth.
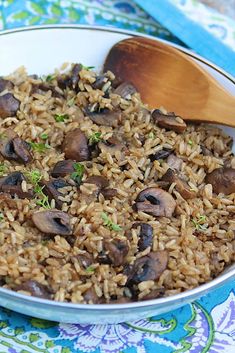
[0,1,234,353]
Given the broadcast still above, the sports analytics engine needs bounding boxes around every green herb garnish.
[36,195,51,209]
[29,142,51,153]
[70,163,84,184]
[188,139,193,146]
[89,132,102,145]
[54,114,69,123]
[85,266,95,273]
[101,212,122,231]
[25,170,42,187]
[43,74,56,82]
[192,215,207,231]
[40,133,48,140]
[0,163,6,176]
[148,131,155,139]
[0,213,4,221]
[81,64,95,71]
[25,170,51,209]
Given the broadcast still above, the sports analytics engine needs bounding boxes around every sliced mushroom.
[152,109,187,133]
[62,128,90,162]
[32,209,72,236]
[41,178,69,209]
[200,144,212,156]
[0,78,13,92]
[166,154,183,171]
[101,188,118,200]
[83,287,100,304]
[0,171,33,199]
[31,83,63,99]
[77,253,94,269]
[15,280,51,299]
[134,187,176,217]
[104,238,129,266]
[162,168,196,199]
[92,75,108,90]
[205,167,235,194]
[51,159,75,178]
[87,108,122,127]
[128,250,168,284]
[98,136,127,156]
[133,223,153,251]
[141,287,165,300]
[70,63,82,89]
[85,175,109,189]
[150,148,172,162]
[0,129,32,164]
[113,82,137,99]
[0,93,20,118]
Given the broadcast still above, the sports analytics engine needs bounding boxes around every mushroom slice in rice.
[113,82,137,99]
[104,238,129,267]
[0,129,32,164]
[127,250,168,284]
[32,209,72,236]
[15,280,51,299]
[0,93,20,118]
[134,187,176,217]
[51,159,75,178]
[162,168,196,199]
[62,128,90,162]
[205,167,235,195]
[132,223,153,251]
[152,109,187,133]
[0,78,14,92]
[41,178,70,209]
[87,108,122,127]
[0,171,33,199]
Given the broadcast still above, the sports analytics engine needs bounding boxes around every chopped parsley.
[29,142,51,153]
[70,163,84,184]
[36,196,51,209]
[25,169,51,209]
[188,139,193,146]
[0,163,6,176]
[89,132,102,145]
[81,64,95,71]
[0,213,4,221]
[43,74,56,82]
[148,131,155,139]
[40,133,48,140]
[101,212,122,232]
[85,266,95,273]
[25,170,42,187]
[192,215,208,231]
[54,114,69,123]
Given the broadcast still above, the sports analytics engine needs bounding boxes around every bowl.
[0,25,234,324]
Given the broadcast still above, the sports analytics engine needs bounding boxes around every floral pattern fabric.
[0,1,235,352]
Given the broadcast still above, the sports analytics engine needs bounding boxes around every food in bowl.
[0,63,234,304]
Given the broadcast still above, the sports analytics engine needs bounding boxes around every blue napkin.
[134,0,235,77]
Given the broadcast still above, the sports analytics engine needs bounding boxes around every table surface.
[201,0,235,19]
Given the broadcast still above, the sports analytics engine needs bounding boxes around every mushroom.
[113,82,137,99]
[15,280,51,299]
[134,187,176,217]
[70,63,82,89]
[83,287,100,304]
[51,159,75,178]
[166,154,183,171]
[150,148,172,162]
[32,209,72,236]
[205,167,235,194]
[0,93,20,118]
[77,253,94,269]
[85,175,109,189]
[62,128,90,162]
[0,129,32,164]
[41,178,70,209]
[98,136,127,156]
[162,168,196,199]
[92,75,108,90]
[101,188,118,200]
[141,287,165,300]
[0,78,13,92]
[0,171,33,199]
[31,83,63,99]
[127,250,168,284]
[87,108,122,127]
[200,144,212,156]
[133,223,153,251]
[152,109,187,133]
[104,238,129,266]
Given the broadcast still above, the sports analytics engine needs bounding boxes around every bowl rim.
[0,24,234,311]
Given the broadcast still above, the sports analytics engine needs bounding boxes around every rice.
[0,63,234,304]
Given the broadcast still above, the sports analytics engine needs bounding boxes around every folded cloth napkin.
[134,0,235,77]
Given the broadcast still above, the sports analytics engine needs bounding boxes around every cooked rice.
[0,64,234,304]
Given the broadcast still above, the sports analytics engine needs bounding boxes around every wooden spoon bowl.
[104,37,235,127]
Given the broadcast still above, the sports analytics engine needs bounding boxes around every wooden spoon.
[104,37,235,127]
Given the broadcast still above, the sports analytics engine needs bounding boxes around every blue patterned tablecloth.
[0,1,234,353]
